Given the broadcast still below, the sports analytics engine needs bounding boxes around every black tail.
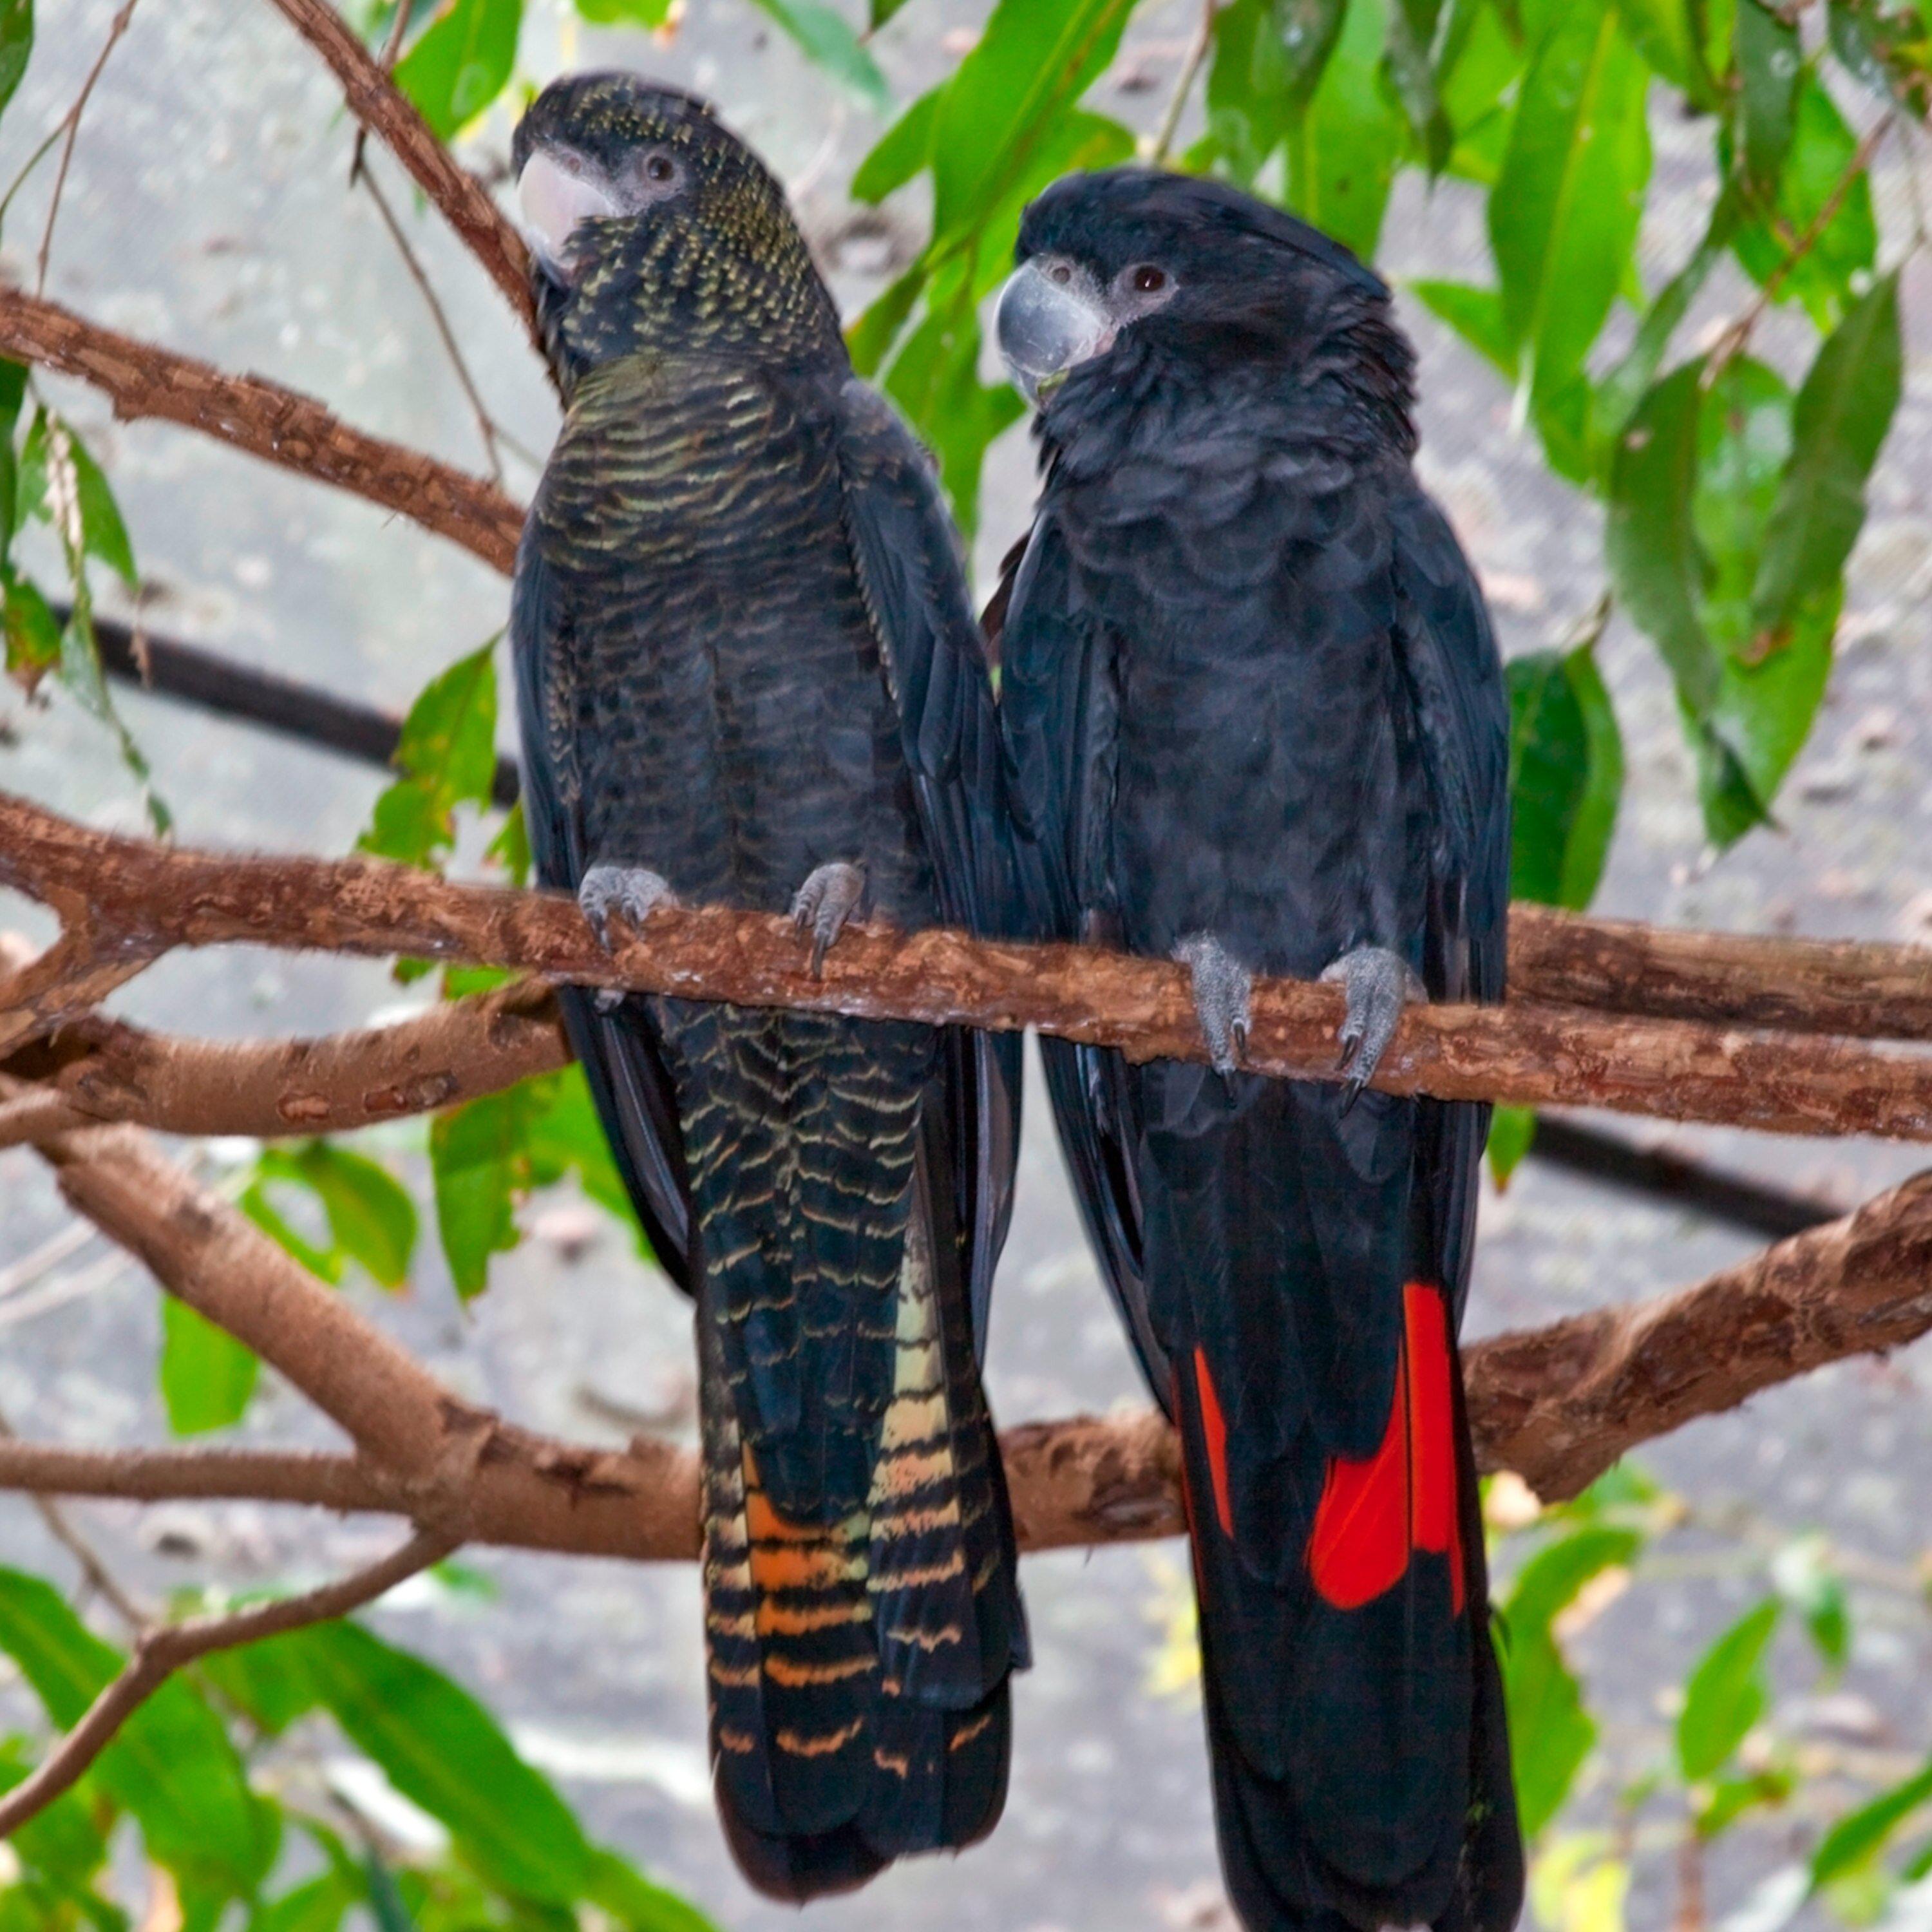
[1175,1283,1522,1932]
[696,1086,1025,1900]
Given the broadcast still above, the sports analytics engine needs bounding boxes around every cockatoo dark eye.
[644,153,675,184]
[1132,264,1167,294]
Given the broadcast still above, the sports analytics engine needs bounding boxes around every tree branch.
[73,609,1932,1046]
[5,790,1932,1138]
[3,1168,1929,1557]
[0,979,569,1144]
[0,1526,453,1839]
[261,0,538,348]
[1511,903,1932,1043]
[0,289,524,573]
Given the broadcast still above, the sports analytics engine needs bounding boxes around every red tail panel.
[1308,1350,1410,1610]
[1308,1283,1464,1613]
[1193,1349,1236,1540]
[1403,1283,1464,1613]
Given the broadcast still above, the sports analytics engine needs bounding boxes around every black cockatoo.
[990,167,1522,1932]
[507,73,1025,1899]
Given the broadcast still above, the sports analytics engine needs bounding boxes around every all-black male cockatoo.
[990,167,1522,1932]
[508,72,1025,1900]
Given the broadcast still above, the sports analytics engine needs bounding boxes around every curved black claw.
[1173,933,1253,1079]
[579,864,678,952]
[1320,944,1423,1108]
[790,860,867,976]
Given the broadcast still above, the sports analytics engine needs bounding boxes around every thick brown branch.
[1,980,569,1145]
[0,290,524,573]
[5,790,1932,1139]
[0,1527,452,1838]
[262,0,538,345]
[4,1170,1930,1553]
[1511,904,1932,1043]
[35,1114,701,1557]
[1468,1168,1932,1497]
[0,925,158,1058]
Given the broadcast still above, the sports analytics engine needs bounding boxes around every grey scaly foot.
[578,864,678,953]
[1320,945,1423,1106]
[1173,933,1253,1078]
[790,860,867,975]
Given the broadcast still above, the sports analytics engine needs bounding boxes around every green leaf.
[1490,0,1651,402]
[1770,1533,1850,1671]
[392,0,520,140]
[0,1738,109,1887]
[1689,354,1833,842]
[1595,189,1738,447]
[884,299,1026,541]
[1606,359,1721,716]
[486,795,530,886]
[248,1870,365,1932]
[1611,0,1710,99]
[0,1569,267,1897]
[1383,0,1454,172]
[430,1081,539,1298]
[1410,279,1514,375]
[1676,1598,1781,1781]
[1501,1526,1640,1835]
[357,640,499,873]
[585,1851,722,1932]
[3,567,61,692]
[927,0,1137,245]
[1507,638,1624,910]
[0,0,33,122]
[851,84,940,204]
[571,0,672,23]
[1206,0,1349,183]
[1698,1765,1795,1839]
[524,1066,649,1254]
[1828,0,1932,114]
[1438,0,1525,183]
[1728,73,1876,330]
[261,1143,417,1290]
[869,0,911,23]
[272,1622,595,1902]
[1735,0,1801,202]
[160,1297,261,1435]
[19,412,138,589]
[1811,1761,1932,1889]
[1283,0,1408,260]
[1486,1103,1537,1188]
[1750,269,1900,649]
[746,0,889,108]
[1508,1524,1643,1638]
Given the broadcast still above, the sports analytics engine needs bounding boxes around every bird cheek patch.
[518,150,620,274]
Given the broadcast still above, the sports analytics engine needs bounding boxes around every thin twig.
[0,1405,146,1629]
[0,1528,453,1839]
[1146,0,1217,166]
[357,166,511,482]
[0,287,525,573]
[261,0,541,355]
[1706,113,1894,380]
[33,0,140,297]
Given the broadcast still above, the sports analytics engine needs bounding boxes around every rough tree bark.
[0,289,524,571]
[8,791,1932,1140]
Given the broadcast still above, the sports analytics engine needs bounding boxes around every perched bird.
[508,73,1025,1899]
[991,168,1522,1932]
